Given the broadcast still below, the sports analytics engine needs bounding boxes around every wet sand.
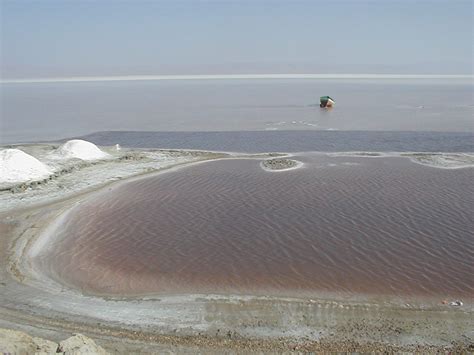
[1,151,473,352]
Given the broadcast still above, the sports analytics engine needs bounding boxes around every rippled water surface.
[34,154,474,299]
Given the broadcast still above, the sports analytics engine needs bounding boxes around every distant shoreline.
[2,73,473,84]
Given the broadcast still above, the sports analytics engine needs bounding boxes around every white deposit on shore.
[54,139,110,160]
[0,140,110,188]
[0,149,52,185]
[0,141,224,211]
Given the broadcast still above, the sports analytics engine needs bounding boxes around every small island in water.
[260,158,301,171]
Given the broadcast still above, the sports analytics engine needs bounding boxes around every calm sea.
[1,78,473,146]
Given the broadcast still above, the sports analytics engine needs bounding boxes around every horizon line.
[1,73,473,84]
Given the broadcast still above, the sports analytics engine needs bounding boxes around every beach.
[0,142,473,352]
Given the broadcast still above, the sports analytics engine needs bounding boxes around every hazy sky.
[1,0,472,77]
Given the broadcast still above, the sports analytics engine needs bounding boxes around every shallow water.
[33,154,474,299]
[80,130,474,153]
[1,78,473,143]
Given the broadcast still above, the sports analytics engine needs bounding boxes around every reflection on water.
[34,154,474,299]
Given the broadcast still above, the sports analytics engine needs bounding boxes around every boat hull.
[325,98,335,107]
[320,97,335,108]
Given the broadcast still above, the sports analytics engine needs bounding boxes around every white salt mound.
[56,139,110,160]
[0,149,52,184]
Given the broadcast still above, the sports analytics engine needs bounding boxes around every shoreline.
[0,145,473,352]
[3,73,472,85]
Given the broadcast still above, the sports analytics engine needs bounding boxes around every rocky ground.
[0,328,108,355]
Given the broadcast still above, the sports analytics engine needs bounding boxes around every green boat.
[320,96,335,108]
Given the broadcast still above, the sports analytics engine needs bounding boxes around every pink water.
[34,155,474,299]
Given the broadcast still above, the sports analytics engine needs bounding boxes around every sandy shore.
[0,147,473,352]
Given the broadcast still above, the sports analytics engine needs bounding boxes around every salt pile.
[0,149,52,184]
[55,140,110,161]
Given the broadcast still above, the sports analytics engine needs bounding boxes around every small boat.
[320,96,335,108]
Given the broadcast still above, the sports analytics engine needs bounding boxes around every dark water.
[78,130,474,153]
[2,78,473,144]
[34,154,474,299]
